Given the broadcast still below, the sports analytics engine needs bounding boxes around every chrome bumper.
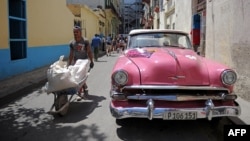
[110,99,241,120]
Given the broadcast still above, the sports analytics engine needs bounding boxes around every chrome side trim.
[122,85,229,92]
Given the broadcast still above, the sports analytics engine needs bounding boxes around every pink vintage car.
[110,29,240,122]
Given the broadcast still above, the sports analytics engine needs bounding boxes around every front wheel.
[55,94,69,116]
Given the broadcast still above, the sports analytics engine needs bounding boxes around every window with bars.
[9,0,27,60]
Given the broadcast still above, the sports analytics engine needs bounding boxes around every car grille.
[113,85,236,101]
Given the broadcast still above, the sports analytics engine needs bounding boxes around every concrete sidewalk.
[0,54,249,125]
[0,65,48,99]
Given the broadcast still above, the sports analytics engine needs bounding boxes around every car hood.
[127,48,210,85]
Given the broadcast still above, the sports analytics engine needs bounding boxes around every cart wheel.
[55,95,69,116]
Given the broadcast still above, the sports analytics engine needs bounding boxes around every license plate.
[163,111,197,120]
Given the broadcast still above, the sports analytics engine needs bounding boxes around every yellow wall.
[27,0,74,47]
[0,0,8,49]
[105,10,112,35]
[81,7,100,41]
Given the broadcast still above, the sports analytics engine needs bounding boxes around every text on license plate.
[163,111,197,120]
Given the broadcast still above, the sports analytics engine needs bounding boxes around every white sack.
[50,55,67,68]
[45,56,89,93]
[69,59,89,83]
[45,56,78,93]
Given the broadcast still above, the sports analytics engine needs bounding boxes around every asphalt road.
[0,52,234,141]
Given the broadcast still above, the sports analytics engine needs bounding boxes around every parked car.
[109,29,240,123]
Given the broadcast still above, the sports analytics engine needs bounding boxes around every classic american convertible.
[110,29,240,122]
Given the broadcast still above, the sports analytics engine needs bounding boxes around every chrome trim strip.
[111,89,237,101]
[122,85,229,91]
[127,95,224,101]
[110,100,241,120]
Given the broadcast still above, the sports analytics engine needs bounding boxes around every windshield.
[128,32,192,49]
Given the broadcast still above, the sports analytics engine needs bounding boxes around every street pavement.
[0,51,249,125]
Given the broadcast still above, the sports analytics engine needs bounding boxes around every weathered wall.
[175,0,192,34]
[206,0,250,101]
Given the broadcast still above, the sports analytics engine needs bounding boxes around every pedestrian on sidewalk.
[91,34,102,61]
[111,38,117,53]
[68,26,94,100]
[115,35,120,53]
[106,34,112,56]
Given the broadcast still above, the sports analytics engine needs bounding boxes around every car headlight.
[113,70,128,86]
[221,70,237,85]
